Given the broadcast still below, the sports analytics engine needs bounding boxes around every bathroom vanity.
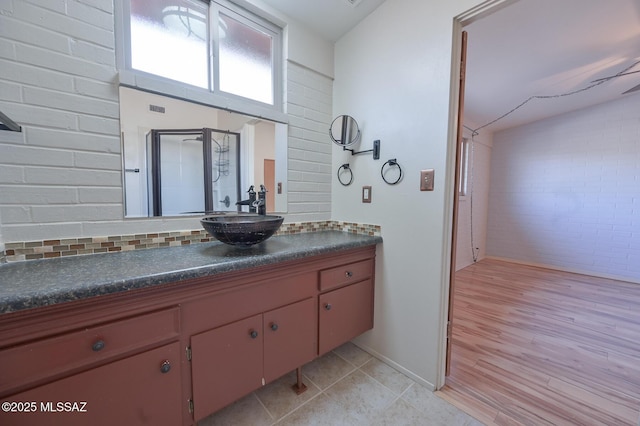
[0,232,380,425]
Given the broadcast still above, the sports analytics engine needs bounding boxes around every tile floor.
[198,342,482,426]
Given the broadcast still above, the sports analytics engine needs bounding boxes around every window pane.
[219,13,273,104]
[130,0,208,89]
[459,138,469,196]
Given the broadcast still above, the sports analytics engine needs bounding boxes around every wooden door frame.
[446,29,467,377]
[438,0,517,389]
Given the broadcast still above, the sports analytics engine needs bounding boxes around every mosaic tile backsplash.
[2,221,381,263]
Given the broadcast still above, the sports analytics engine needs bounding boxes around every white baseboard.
[485,256,640,285]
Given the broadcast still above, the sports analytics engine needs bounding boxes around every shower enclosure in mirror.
[147,128,240,216]
[120,87,288,217]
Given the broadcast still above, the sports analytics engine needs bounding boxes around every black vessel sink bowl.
[201,214,284,246]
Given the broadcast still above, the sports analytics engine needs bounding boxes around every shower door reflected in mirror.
[120,87,287,218]
[147,129,240,216]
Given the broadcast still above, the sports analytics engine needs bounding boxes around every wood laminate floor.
[438,259,640,426]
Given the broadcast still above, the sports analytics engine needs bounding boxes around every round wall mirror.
[329,115,361,147]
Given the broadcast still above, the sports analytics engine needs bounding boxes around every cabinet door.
[263,297,316,383]
[191,314,263,422]
[319,279,374,355]
[0,342,182,426]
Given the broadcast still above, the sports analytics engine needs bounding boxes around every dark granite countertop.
[0,231,381,314]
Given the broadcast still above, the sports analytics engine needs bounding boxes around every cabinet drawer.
[0,307,180,396]
[183,271,316,334]
[319,259,373,292]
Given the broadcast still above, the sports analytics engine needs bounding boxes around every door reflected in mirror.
[147,128,240,216]
[119,87,287,217]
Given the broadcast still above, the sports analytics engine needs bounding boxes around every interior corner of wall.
[286,21,334,79]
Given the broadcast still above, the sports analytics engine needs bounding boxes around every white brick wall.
[487,94,640,282]
[0,0,120,242]
[0,1,333,243]
[285,62,333,221]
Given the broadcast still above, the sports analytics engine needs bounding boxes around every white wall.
[487,93,640,283]
[333,0,488,388]
[455,125,492,270]
[0,0,334,243]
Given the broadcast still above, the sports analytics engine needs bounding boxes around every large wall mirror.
[119,87,288,217]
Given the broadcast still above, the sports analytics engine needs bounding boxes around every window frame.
[211,0,282,106]
[115,0,286,123]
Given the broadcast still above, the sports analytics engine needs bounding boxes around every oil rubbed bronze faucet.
[252,185,267,215]
[236,185,267,215]
[236,185,257,213]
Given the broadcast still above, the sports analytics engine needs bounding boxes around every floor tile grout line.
[255,373,320,424]
[355,359,418,400]
[317,364,359,393]
[270,390,326,425]
[330,342,378,365]
[252,390,277,423]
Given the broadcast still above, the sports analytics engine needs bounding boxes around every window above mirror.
[119,0,283,113]
[130,0,209,89]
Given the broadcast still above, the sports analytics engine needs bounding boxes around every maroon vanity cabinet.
[318,259,375,355]
[0,307,182,426]
[0,244,376,425]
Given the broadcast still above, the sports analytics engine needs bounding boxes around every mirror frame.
[119,87,288,218]
[329,115,361,147]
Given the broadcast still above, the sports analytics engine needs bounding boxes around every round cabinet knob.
[324,303,332,311]
[160,360,171,374]
[270,323,279,331]
[345,271,353,278]
[250,330,259,339]
[91,340,105,352]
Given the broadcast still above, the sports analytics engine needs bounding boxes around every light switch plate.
[420,169,434,191]
[362,186,372,203]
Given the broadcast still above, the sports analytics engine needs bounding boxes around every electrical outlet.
[362,186,372,203]
[420,169,434,191]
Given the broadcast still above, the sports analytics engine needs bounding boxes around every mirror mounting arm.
[343,140,380,160]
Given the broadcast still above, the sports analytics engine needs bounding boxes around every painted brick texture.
[487,94,640,282]
[0,0,333,242]
[286,62,333,221]
[0,0,120,241]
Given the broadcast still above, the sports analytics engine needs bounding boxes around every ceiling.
[260,0,640,134]
[464,0,640,134]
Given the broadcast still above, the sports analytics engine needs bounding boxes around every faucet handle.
[259,184,267,193]
[247,185,255,193]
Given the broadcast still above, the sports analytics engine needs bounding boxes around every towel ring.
[381,159,403,185]
[337,163,354,186]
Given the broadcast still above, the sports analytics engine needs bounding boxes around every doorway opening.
[443,0,640,423]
